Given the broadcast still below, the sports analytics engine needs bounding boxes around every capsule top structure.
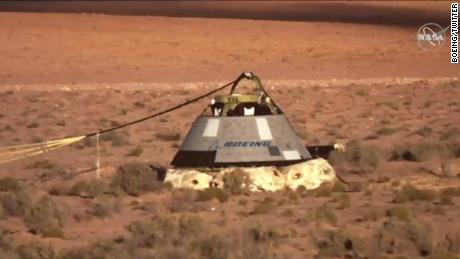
[171,72,312,168]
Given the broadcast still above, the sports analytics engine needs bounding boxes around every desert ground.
[0,2,459,259]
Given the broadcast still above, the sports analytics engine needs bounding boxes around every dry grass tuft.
[0,177,21,192]
[196,188,229,203]
[393,184,437,203]
[441,187,460,197]
[333,193,351,209]
[376,126,399,136]
[310,228,358,258]
[222,169,251,195]
[58,241,130,259]
[48,182,70,196]
[427,252,460,259]
[376,219,434,256]
[111,163,166,196]
[415,126,433,137]
[280,208,295,217]
[26,122,39,128]
[310,204,338,225]
[391,142,453,162]
[386,206,411,222]
[126,147,143,157]
[87,198,122,219]
[307,181,346,197]
[330,141,388,173]
[17,242,55,259]
[251,199,276,215]
[100,131,128,146]
[126,214,203,249]
[0,190,31,217]
[155,132,181,141]
[168,189,200,213]
[68,179,109,198]
[23,196,65,238]
[440,127,460,141]
[26,159,58,170]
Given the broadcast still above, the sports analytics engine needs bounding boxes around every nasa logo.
[416,23,450,51]
[224,141,271,147]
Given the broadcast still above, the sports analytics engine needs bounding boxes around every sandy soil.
[0,1,457,85]
[0,2,459,258]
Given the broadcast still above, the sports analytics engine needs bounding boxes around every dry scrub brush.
[123,213,282,259]
[111,163,167,196]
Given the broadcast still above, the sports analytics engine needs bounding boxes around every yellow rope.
[0,136,85,164]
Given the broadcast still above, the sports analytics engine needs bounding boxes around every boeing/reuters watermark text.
[452,3,458,63]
